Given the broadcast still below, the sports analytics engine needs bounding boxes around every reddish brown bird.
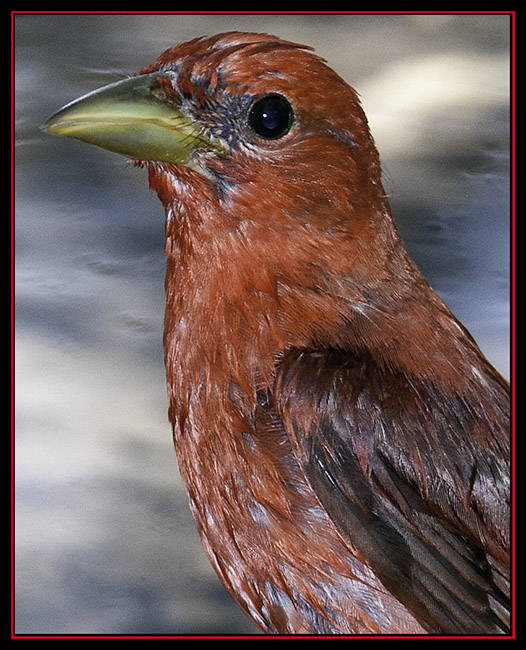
[43,32,511,635]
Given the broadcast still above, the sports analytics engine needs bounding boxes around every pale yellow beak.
[42,72,224,165]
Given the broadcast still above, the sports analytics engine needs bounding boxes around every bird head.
[43,32,387,230]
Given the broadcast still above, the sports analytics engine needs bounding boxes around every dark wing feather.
[276,349,510,635]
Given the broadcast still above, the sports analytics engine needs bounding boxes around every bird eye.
[248,94,294,140]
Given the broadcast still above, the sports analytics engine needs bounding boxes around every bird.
[43,32,511,636]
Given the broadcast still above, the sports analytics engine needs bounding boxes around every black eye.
[248,94,294,140]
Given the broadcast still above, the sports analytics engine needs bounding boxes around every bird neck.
[159,183,490,436]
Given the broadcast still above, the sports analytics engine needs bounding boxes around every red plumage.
[44,32,511,635]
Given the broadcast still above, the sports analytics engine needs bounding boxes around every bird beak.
[42,72,224,165]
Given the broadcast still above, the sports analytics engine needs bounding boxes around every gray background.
[14,13,511,636]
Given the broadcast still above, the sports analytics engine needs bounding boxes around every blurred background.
[13,13,511,636]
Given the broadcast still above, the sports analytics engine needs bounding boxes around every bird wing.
[275,348,510,635]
